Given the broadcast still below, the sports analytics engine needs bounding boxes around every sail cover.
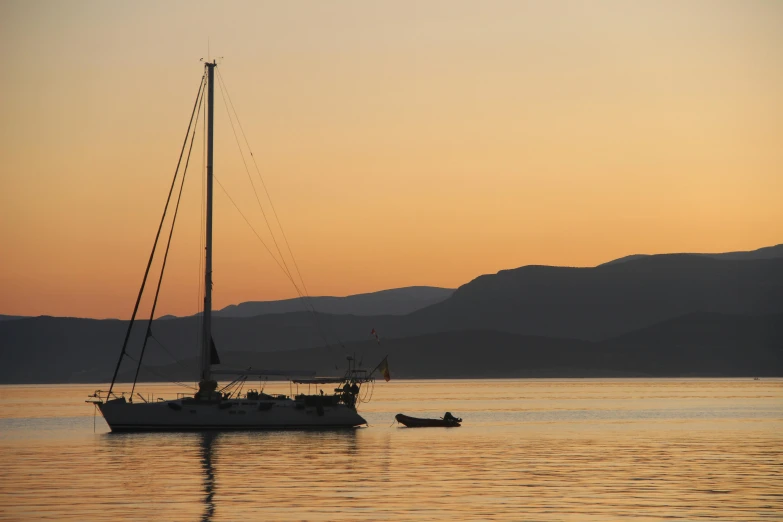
[210,337,221,365]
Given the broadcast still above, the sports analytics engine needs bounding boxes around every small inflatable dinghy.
[395,412,461,428]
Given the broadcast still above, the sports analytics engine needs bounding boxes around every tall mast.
[201,61,216,384]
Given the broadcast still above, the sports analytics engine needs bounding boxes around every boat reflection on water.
[200,432,217,522]
[7,379,778,520]
[94,429,364,522]
[96,428,365,521]
[197,430,366,521]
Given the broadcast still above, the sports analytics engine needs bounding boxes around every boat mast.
[201,61,216,385]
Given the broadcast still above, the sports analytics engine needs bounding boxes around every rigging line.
[149,333,193,375]
[108,73,206,397]
[214,77,347,364]
[235,377,247,399]
[195,81,208,379]
[125,353,198,391]
[196,85,207,354]
[213,175,304,292]
[131,81,205,397]
[216,69,312,301]
[215,74,294,282]
[216,69,348,352]
[360,378,375,404]
[218,375,243,394]
[215,73,348,356]
[212,174,345,349]
[216,68,346,358]
[193,73,207,388]
[213,173,339,351]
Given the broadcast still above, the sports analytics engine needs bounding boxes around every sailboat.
[88,61,370,431]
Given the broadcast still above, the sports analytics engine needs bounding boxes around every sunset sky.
[1,1,781,319]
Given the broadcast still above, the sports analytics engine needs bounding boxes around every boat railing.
[86,389,127,404]
[87,390,171,404]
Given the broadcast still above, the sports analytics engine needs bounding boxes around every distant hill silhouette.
[214,286,454,318]
[23,312,781,384]
[0,312,414,384]
[221,313,782,378]
[2,247,782,383]
[0,315,26,321]
[600,312,783,375]
[214,312,780,379]
[116,331,597,382]
[601,243,783,266]
[411,256,783,341]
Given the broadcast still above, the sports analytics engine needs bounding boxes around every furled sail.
[210,337,221,365]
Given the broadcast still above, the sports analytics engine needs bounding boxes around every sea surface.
[0,379,781,521]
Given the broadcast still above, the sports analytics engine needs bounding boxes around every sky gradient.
[1,1,781,319]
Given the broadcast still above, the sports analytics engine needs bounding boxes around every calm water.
[0,379,781,521]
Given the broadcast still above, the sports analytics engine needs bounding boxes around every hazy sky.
[1,1,781,319]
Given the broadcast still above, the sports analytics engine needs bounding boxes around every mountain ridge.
[2,243,779,322]
[2,247,782,383]
[412,255,783,340]
[37,311,783,384]
[215,285,454,318]
[600,243,783,266]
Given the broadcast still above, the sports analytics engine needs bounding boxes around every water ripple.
[0,379,781,521]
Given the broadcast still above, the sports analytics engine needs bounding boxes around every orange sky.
[1,1,781,319]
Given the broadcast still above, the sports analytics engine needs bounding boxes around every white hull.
[99,398,366,431]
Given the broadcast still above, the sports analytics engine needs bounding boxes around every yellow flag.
[377,356,390,382]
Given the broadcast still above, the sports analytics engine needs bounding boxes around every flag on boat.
[370,328,380,344]
[375,356,390,382]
